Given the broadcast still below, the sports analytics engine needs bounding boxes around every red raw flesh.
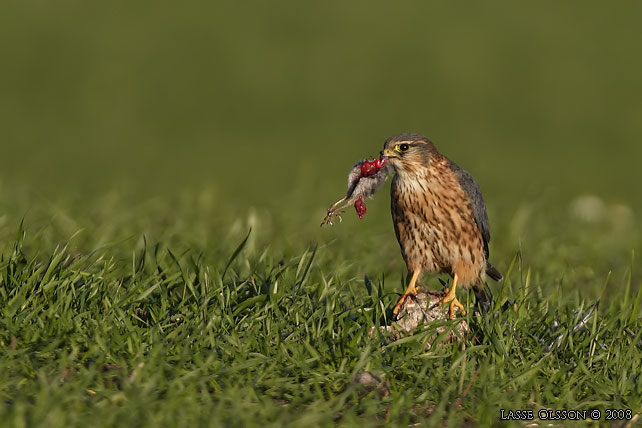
[360,157,387,177]
[353,157,386,219]
[354,197,367,219]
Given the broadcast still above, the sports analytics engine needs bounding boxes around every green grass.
[0,191,640,427]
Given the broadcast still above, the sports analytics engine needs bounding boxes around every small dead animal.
[321,157,391,226]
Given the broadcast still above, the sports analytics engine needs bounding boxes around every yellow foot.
[392,286,423,319]
[439,289,466,319]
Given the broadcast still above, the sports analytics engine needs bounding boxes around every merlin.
[381,133,502,319]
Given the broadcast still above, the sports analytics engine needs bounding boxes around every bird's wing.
[448,161,491,257]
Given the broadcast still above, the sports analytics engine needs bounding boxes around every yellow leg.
[439,274,466,319]
[392,270,422,319]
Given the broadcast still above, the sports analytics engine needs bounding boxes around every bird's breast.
[391,169,485,280]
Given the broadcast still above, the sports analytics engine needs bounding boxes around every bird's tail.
[486,262,503,282]
[474,263,504,314]
[473,284,493,313]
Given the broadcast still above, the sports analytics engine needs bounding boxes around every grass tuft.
[1,203,641,426]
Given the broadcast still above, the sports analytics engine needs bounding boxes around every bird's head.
[380,133,437,175]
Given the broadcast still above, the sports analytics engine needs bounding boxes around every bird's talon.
[448,299,466,318]
[439,281,466,319]
[392,289,422,320]
[392,294,410,320]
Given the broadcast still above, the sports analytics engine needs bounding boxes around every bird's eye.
[398,143,409,152]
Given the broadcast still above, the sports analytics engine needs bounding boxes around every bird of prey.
[381,133,502,319]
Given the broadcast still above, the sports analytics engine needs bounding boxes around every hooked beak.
[381,148,396,159]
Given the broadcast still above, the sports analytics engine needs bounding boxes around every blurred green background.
[0,1,641,283]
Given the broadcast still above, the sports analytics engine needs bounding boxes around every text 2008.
[605,409,632,420]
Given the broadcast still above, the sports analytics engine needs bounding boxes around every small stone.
[353,371,390,397]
